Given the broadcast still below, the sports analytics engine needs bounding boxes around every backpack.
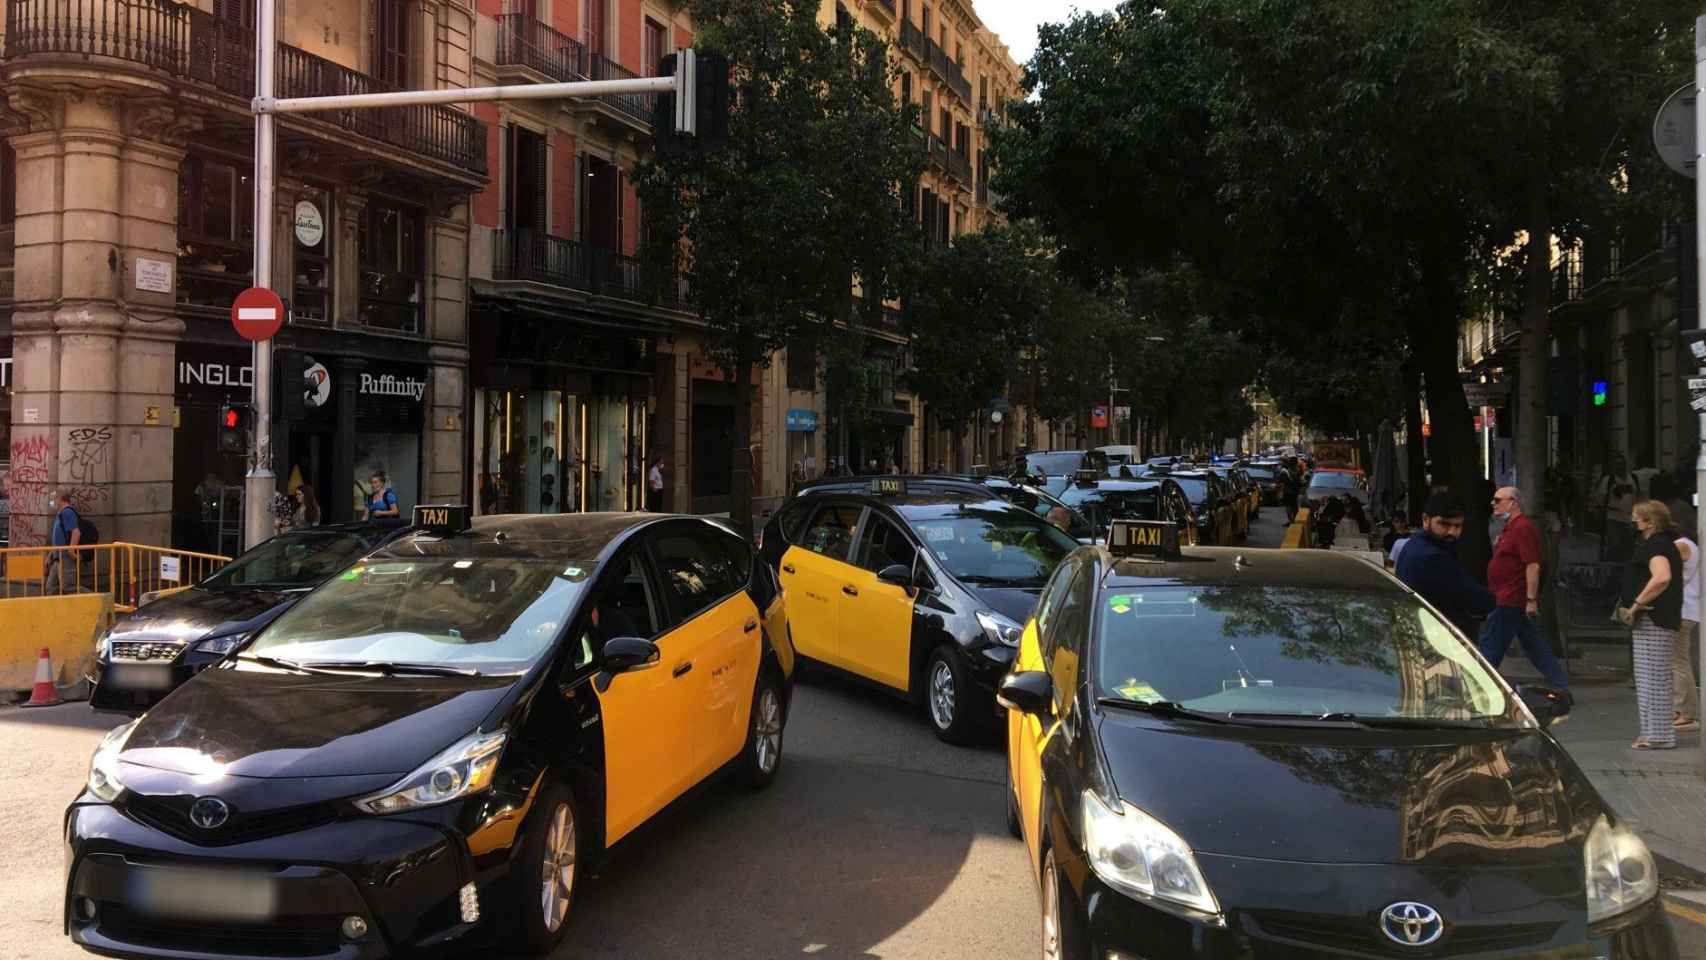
[77,516,99,545]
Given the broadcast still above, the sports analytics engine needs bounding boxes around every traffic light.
[1591,380,1608,408]
[218,403,250,455]
[653,50,730,158]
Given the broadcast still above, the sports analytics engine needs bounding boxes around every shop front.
[471,299,658,516]
[172,339,253,555]
[276,350,427,524]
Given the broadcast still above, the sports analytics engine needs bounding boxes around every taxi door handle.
[672,661,694,679]
[842,585,859,597]
[782,563,797,575]
[743,618,759,633]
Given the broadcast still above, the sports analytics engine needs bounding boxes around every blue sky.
[974,1,1121,65]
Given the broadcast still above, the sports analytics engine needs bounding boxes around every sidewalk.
[1499,645,1706,877]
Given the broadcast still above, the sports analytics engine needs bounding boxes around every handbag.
[1612,604,1636,626]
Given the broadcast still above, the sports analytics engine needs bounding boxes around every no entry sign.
[232,287,285,341]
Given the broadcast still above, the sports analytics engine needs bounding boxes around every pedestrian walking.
[1396,491,1494,639]
[1673,529,1700,733]
[1476,487,1570,693]
[43,491,84,595]
[1282,469,1300,524]
[647,456,666,512]
[1620,500,1683,749]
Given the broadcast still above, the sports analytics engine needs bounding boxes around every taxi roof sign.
[870,477,907,496]
[413,504,471,535]
[1107,519,1180,559]
[1074,468,1100,486]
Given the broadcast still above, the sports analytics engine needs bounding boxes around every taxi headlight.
[1585,814,1657,924]
[976,610,1024,648]
[356,729,507,815]
[87,719,139,803]
[1083,790,1220,917]
[194,632,249,657]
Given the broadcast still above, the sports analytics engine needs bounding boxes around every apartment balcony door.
[580,154,622,252]
[373,0,412,89]
[508,127,547,236]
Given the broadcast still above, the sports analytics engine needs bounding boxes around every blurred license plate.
[107,665,172,690]
[128,867,277,921]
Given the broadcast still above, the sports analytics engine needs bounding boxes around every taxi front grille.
[1249,911,1559,956]
[109,641,186,663]
[123,794,340,847]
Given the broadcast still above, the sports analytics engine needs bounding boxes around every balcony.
[4,0,487,177]
[578,53,658,131]
[495,13,587,85]
[944,60,971,103]
[976,180,988,206]
[862,0,897,21]
[944,147,971,184]
[492,230,690,311]
[899,21,926,61]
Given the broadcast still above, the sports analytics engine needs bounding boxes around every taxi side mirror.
[997,671,1053,716]
[1517,682,1571,728]
[876,563,914,593]
[602,637,660,674]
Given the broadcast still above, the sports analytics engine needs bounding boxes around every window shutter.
[531,132,548,235]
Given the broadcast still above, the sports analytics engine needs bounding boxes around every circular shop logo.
[303,360,332,409]
[1379,901,1444,947]
[188,796,230,830]
[294,200,325,248]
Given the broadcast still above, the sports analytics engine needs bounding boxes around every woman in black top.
[1625,500,1682,749]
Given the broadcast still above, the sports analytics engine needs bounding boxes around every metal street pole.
[243,0,279,551]
[1695,15,1706,781]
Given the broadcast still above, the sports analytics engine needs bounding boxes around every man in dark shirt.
[1397,491,1494,639]
[1477,487,1569,690]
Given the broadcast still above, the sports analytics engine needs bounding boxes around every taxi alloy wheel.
[926,647,980,745]
[1041,848,1062,960]
[741,672,785,788]
[541,801,576,933]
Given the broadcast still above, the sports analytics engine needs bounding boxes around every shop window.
[644,17,668,76]
[787,339,817,391]
[358,198,425,333]
[292,188,332,324]
[372,0,412,89]
[177,153,254,309]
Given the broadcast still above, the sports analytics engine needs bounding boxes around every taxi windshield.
[1310,472,1361,490]
[1171,477,1211,504]
[1245,465,1278,480]
[1095,586,1511,723]
[991,486,1095,540]
[908,509,1077,585]
[248,558,587,673]
[1025,452,1084,477]
[202,532,370,591]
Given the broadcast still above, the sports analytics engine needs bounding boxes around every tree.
[635,0,923,535]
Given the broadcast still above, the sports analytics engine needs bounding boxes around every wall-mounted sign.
[360,372,427,402]
[294,200,325,247]
[135,257,173,293]
[304,359,332,409]
[785,408,819,433]
[143,405,161,426]
[159,555,181,583]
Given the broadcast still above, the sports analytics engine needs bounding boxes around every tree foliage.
[635,0,923,532]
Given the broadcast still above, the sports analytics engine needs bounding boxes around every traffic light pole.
[240,32,698,550]
[243,0,279,551]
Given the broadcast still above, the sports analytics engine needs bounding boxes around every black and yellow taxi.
[1243,461,1290,505]
[1055,473,1200,546]
[760,480,1077,743]
[65,507,793,959]
[1000,522,1678,960]
[784,473,1098,542]
[1164,470,1239,545]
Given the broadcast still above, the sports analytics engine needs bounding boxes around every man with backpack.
[45,491,93,594]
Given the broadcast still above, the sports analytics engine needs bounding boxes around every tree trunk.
[731,357,755,541]
[1516,183,1550,504]
[1409,280,1491,577]
[1403,357,1426,522]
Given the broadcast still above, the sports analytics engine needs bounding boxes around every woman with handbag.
[1621,500,1684,749]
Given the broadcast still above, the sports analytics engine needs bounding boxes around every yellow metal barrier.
[0,543,230,613]
[1281,508,1314,549]
[0,593,113,690]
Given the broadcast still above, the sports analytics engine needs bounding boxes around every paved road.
[4,505,1702,959]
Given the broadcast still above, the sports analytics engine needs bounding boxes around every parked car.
[785,474,1097,542]
[1022,450,1111,494]
[1165,471,1239,545]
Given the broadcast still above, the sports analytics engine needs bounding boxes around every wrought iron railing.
[494,230,689,309]
[496,13,587,84]
[586,53,656,127]
[976,181,989,206]
[6,0,486,174]
[944,147,971,184]
[869,0,897,16]
[945,59,971,103]
[926,37,950,82]
[899,21,926,61]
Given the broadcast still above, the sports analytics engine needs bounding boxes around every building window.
[177,152,254,309]
[507,126,547,234]
[293,187,333,324]
[922,90,933,129]
[922,5,931,35]
[358,197,425,332]
[372,0,411,88]
[787,339,817,391]
[900,71,912,104]
[644,17,667,76]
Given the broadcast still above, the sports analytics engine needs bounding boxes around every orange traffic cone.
[20,647,63,708]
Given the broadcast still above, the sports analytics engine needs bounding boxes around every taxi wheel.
[739,671,785,789]
[503,783,579,955]
[1041,847,1088,960]
[925,646,982,745]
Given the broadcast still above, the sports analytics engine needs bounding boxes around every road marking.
[1667,897,1706,928]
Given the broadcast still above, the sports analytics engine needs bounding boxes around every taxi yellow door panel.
[781,504,865,667]
[648,528,765,780]
[1010,559,1087,872]
[840,516,919,692]
[589,555,693,846]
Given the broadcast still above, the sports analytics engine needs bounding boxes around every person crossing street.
[1396,491,1494,640]
[1475,487,1570,694]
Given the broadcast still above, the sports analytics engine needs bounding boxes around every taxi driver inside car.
[66,504,794,959]
[1000,519,1678,960]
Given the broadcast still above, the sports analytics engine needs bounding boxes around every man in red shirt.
[1477,486,1570,691]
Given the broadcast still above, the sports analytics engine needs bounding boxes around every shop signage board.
[294,201,325,247]
[232,287,285,342]
[785,409,819,432]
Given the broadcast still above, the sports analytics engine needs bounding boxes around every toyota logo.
[1379,901,1444,947]
[188,797,230,831]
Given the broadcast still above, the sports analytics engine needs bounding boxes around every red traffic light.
[223,408,241,429]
